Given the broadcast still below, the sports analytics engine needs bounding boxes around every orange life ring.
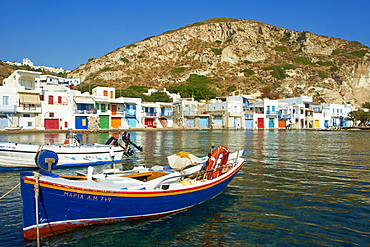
[205,146,230,180]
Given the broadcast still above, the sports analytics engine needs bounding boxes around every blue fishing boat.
[20,146,245,240]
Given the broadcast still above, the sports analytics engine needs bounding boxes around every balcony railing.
[160,112,174,117]
[266,110,278,115]
[17,105,42,113]
[143,112,157,117]
[183,111,198,116]
[0,105,16,113]
[111,110,124,116]
[74,110,97,114]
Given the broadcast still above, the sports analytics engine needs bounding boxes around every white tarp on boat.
[167,151,203,170]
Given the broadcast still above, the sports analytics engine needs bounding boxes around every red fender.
[206,146,229,180]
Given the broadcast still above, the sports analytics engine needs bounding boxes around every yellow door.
[314,120,320,128]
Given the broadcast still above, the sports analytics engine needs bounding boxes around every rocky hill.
[32,18,370,106]
[0,61,17,81]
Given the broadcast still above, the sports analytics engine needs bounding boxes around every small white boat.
[0,132,142,170]
[4,126,23,131]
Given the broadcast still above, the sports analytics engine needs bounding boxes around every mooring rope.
[33,172,40,247]
[0,183,20,200]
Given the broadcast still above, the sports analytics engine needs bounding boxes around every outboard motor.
[117,132,143,157]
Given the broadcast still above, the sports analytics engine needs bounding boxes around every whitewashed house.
[278,96,313,129]
[254,99,279,129]
[122,97,143,129]
[0,86,18,129]
[322,104,354,128]
[2,70,43,129]
[40,85,75,130]
[207,97,244,129]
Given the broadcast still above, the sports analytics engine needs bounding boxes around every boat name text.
[63,192,112,202]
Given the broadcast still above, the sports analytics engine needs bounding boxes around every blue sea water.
[0,130,369,246]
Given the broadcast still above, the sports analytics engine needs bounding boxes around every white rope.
[33,172,40,247]
[0,183,20,200]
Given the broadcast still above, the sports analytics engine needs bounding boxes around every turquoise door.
[127,118,137,128]
[199,117,208,127]
[269,118,274,128]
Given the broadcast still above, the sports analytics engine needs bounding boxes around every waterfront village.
[0,69,363,131]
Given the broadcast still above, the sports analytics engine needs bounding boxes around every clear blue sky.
[1,0,369,71]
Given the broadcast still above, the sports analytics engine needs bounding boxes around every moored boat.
[4,126,23,131]
[0,132,142,170]
[20,145,245,240]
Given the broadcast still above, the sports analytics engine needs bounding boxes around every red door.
[257,118,264,128]
[44,119,59,129]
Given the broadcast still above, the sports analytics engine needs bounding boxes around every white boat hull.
[0,142,124,170]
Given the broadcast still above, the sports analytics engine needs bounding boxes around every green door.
[99,115,109,129]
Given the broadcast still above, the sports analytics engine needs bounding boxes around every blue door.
[245,119,253,129]
[199,117,208,127]
[75,116,88,129]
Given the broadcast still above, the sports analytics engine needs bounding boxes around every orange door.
[111,117,121,128]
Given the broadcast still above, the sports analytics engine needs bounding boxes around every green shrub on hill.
[330,66,340,71]
[331,49,341,55]
[100,67,112,71]
[240,69,255,76]
[317,61,334,66]
[351,50,368,58]
[283,64,296,70]
[318,71,329,78]
[173,67,186,73]
[168,74,218,100]
[274,45,288,52]
[263,65,288,80]
[227,85,237,92]
[211,48,223,55]
[292,56,315,65]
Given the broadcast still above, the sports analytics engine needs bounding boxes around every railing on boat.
[153,154,241,190]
